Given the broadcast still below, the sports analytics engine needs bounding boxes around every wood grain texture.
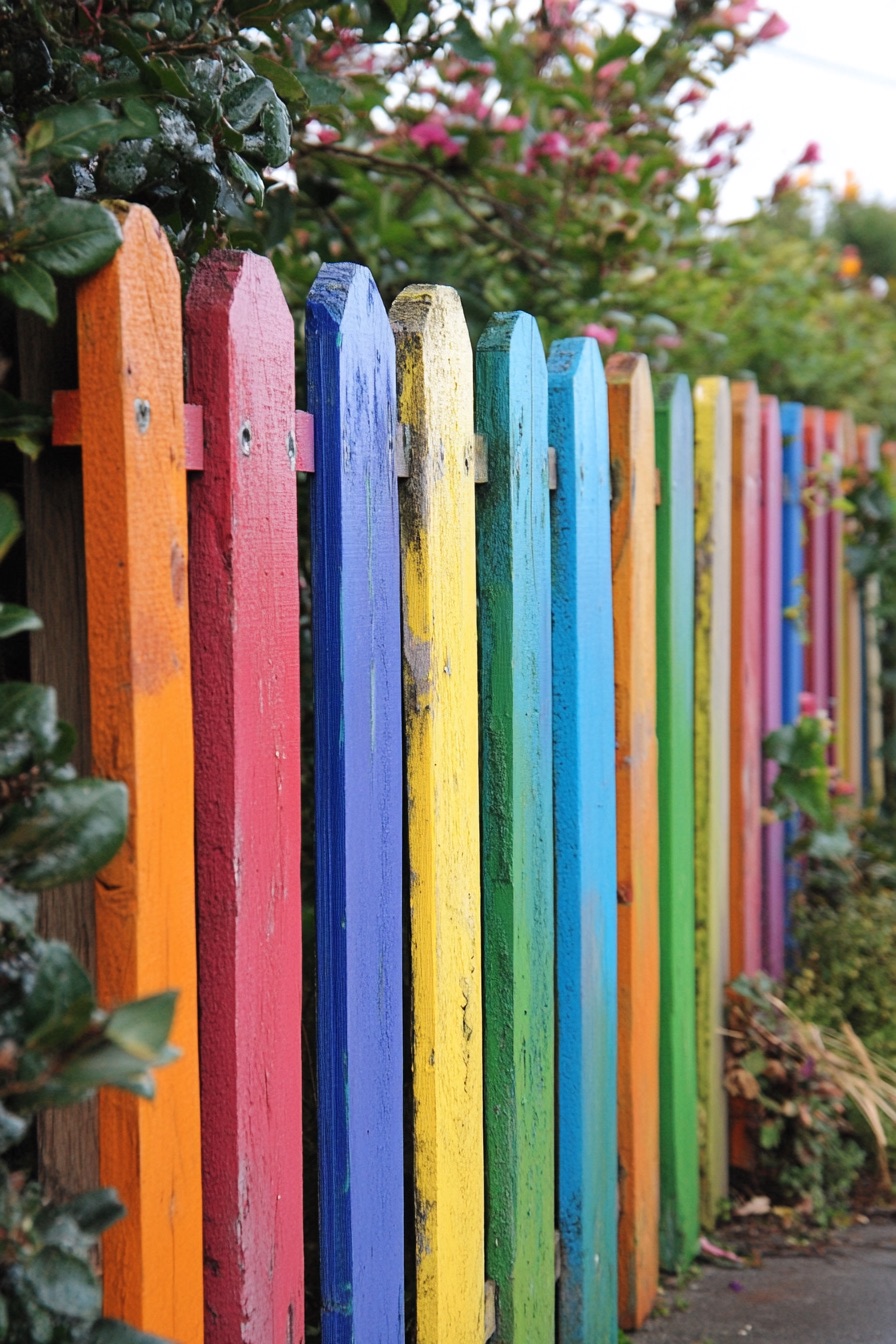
[729,383,763,979]
[607,352,660,1328]
[654,374,700,1274]
[17,298,99,1202]
[802,408,830,716]
[476,311,554,1344]
[185,251,303,1344]
[693,376,731,1229]
[307,262,404,1344]
[77,204,203,1339]
[759,397,785,980]
[548,337,618,1344]
[390,285,484,1344]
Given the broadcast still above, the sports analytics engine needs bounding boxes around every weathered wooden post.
[307,263,405,1343]
[693,376,731,1227]
[391,285,485,1344]
[607,352,660,1327]
[729,381,762,978]
[78,203,204,1339]
[477,311,555,1343]
[654,374,700,1271]
[186,250,304,1344]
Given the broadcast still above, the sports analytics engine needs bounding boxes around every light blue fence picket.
[548,337,618,1344]
[307,262,404,1343]
[780,401,805,973]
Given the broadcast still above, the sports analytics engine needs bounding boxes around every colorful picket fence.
[23,203,885,1344]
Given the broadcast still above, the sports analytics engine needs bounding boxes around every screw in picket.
[134,399,151,434]
[240,420,252,456]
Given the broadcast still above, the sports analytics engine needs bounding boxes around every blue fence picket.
[548,337,618,1344]
[780,401,805,973]
[477,311,555,1342]
[307,263,404,1343]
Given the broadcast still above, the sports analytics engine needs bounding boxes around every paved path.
[635,1222,896,1344]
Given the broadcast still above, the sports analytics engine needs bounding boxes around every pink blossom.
[706,120,730,145]
[798,691,818,716]
[592,148,622,173]
[705,152,725,169]
[831,779,856,796]
[545,0,577,26]
[621,2,638,15]
[532,131,570,162]
[597,57,629,82]
[653,168,673,187]
[409,120,463,157]
[798,141,822,166]
[583,120,610,143]
[756,11,789,40]
[316,126,341,145]
[583,323,618,346]
[655,333,682,349]
[622,154,642,181]
[678,85,706,106]
[495,114,528,133]
[723,0,759,24]
[772,171,792,196]
[458,88,489,120]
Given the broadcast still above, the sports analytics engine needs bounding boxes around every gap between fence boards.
[50,391,558,488]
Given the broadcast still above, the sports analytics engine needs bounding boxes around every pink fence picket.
[186,252,304,1344]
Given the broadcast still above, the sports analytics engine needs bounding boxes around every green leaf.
[0,604,42,640]
[0,886,37,933]
[295,72,343,107]
[57,1188,125,1237]
[55,1041,159,1098]
[240,51,307,104]
[596,31,641,65]
[261,99,291,167]
[0,1101,29,1155]
[222,76,276,131]
[0,683,58,776]
[227,152,265,206]
[0,494,22,563]
[0,259,57,324]
[105,991,177,1062]
[26,103,132,163]
[22,199,122,280]
[24,1246,102,1320]
[121,98,161,138]
[24,941,94,1051]
[144,57,193,99]
[384,0,409,22]
[0,391,49,459]
[0,779,128,890]
[90,1316,169,1343]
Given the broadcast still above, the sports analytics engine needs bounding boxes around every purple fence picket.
[307,263,405,1343]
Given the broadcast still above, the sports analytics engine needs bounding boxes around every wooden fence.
[19,202,886,1343]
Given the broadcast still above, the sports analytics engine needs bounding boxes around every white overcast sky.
[638,0,896,218]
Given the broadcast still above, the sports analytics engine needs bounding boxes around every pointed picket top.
[730,381,763,979]
[307,262,404,1344]
[390,284,485,1344]
[654,373,700,1274]
[693,375,732,1228]
[549,336,618,1344]
[607,351,660,1330]
[78,203,203,1338]
[760,396,786,980]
